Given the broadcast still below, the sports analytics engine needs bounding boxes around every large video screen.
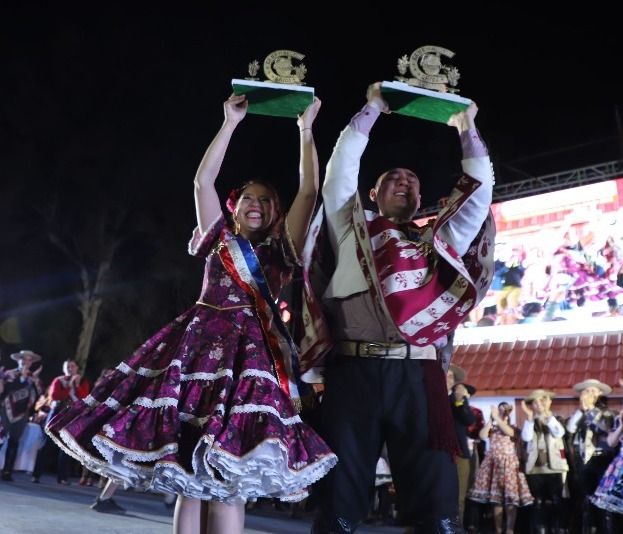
[429,177,623,343]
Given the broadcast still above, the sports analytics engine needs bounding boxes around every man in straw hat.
[566,378,616,534]
[0,350,44,481]
[447,363,467,385]
[520,389,569,533]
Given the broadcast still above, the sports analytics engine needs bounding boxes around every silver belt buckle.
[362,342,387,356]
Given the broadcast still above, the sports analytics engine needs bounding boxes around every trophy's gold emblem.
[395,45,460,93]
[245,50,307,85]
[233,49,314,118]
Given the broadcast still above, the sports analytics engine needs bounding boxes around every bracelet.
[300,128,312,132]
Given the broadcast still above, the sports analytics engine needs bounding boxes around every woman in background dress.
[468,402,533,534]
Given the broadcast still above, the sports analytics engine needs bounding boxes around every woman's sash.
[218,231,302,408]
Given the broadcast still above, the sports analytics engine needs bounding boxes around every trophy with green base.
[381,45,471,124]
[231,50,314,119]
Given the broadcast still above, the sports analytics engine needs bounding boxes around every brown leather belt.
[334,340,437,360]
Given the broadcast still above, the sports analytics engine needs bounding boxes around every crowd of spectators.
[2,347,623,533]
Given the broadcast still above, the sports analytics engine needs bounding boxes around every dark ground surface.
[0,470,405,534]
[6,468,621,533]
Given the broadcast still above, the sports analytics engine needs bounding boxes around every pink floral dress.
[468,424,534,507]
[45,214,337,504]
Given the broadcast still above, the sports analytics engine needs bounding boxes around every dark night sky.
[2,5,623,376]
[3,7,623,202]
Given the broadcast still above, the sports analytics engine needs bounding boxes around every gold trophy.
[381,45,471,123]
[231,50,314,118]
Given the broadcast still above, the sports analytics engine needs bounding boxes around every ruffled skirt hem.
[48,427,337,504]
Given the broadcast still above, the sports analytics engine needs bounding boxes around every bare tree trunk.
[76,293,104,372]
[45,198,121,373]
[73,246,115,371]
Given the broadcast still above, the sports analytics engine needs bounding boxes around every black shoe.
[1,472,14,482]
[311,513,357,533]
[91,497,127,514]
[412,515,466,534]
[31,476,40,483]
[57,479,71,485]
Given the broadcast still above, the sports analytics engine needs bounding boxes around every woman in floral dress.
[468,402,533,534]
[45,93,337,534]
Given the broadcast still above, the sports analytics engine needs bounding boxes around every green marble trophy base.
[231,79,314,118]
[381,81,471,124]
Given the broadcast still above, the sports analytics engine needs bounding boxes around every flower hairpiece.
[226,187,240,213]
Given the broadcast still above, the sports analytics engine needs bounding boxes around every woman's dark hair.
[498,402,513,416]
[63,359,78,371]
[521,302,542,317]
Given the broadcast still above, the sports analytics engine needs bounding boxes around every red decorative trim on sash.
[298,206,334,382]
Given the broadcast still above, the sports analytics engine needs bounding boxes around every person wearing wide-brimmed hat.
[566,378,617,533]
[520,389,569,533]
[0,350,44,481]
[447,364,467,385]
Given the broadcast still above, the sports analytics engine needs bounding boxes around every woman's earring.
[234,219,240,235]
